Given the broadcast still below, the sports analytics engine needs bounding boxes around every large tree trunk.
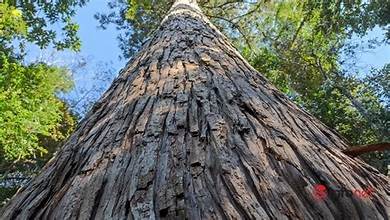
[2,1,389,219]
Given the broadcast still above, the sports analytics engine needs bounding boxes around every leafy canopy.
[0,54,73,160]
[1,0,88,52]
[0,3,26,40]
[0,0,85,162]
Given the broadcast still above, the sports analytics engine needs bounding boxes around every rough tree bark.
[1,0,389,219]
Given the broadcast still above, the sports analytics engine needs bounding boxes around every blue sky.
[75,1,125,71]
[342,27,390,74]
[359,28,390,69]
[25,1,390,116]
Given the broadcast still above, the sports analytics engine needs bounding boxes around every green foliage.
[305,76,388,145]
[1,0,88,52]
[0,0,84,163]
[367,64,390,105]
[0,186,17,207]
[0,102,76,206]
[0,3,26,40]
[0,54,73,161]
[0,0,81,205]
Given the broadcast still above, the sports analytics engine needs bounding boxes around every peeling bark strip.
[2,0,390,219]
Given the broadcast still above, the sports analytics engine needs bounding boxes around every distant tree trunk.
[2,0,389,219]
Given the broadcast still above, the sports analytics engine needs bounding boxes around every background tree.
[0,0,87,206]
[0,55,74,160]
[2,0,88,52]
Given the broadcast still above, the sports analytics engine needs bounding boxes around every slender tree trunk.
[2,1,389,219]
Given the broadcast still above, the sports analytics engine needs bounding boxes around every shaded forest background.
[0,0,389,206]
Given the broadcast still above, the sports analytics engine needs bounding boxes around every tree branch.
[205,13,253,51]
[231,2,262,21]
[343,143,390,157]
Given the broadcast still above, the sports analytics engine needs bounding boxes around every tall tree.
[0,0,83,206]
[2,0,389,219]
[0,0,91,158]
[96,0,390,173]
[0,0,85,162]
